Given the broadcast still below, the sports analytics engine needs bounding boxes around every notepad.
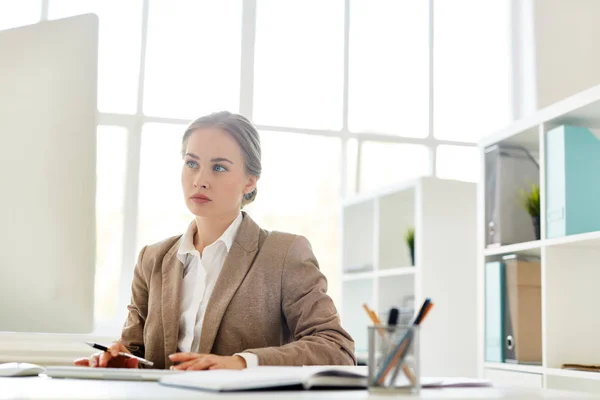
[158,366,492,392]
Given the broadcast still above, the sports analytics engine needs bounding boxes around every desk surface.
[1,377,599,400]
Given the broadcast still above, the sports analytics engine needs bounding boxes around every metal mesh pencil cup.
[368,325,420,394]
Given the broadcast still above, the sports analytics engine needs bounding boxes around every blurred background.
[0,0,511,335]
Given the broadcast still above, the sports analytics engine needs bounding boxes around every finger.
[99,351,113,368]
[187,356,218,371]
[172,359,201,370]
[90,354,100,368]
[169,352,203,362]
[108,342,129,357]
[73,358,90,367]
[125,357,139,369]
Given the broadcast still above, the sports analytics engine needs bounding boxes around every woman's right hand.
[73,342,139,368]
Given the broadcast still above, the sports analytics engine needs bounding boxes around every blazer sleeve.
[245,235,356,366]
[120,246,148,359]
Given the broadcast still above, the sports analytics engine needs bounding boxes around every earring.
[244,188,256,200]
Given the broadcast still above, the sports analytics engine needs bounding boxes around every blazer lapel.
[198,212,261,354]
[161,240,184,366]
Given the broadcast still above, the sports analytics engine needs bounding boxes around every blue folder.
[485,261,504,363]
[546,125,600,238]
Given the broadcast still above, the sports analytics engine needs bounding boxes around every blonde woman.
[75,111,355,370]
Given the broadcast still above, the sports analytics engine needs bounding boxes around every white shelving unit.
[340,176,477,378]
[478,83,600,393]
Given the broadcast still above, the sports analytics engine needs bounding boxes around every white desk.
[1,377,599,400]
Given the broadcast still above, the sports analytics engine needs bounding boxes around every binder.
[546,125,600,238]
[484,261,504,363]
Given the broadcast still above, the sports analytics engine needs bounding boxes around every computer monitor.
[0,14,98,333]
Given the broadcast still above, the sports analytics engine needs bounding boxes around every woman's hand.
[168,353,246,370]
[73,342,139,369]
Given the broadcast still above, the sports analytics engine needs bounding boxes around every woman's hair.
[181,111,262,207]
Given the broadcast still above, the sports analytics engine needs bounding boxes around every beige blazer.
[120,212,356,369]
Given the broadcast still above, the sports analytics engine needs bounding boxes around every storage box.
[485,145,539,247]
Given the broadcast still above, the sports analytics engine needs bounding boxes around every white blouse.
[176,212,257,367]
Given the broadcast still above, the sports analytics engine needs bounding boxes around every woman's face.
[181,127,256,219]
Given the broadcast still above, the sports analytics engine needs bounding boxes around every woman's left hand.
[168,353,247,370]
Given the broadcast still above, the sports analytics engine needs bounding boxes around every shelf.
[342,179,418,207]
[341,271,374,281]
[483,231,600,257]
[342,199,374,273]
[378,188,415,269]
[484,364,600,381]
[479,82,600,148]
[478,84,600,388]
[483,240,542,257]
[484,362,544,374]
[376,266,415,277]
[544,230,600,249]
[546,368,600,381]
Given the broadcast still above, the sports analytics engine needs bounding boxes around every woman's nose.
[193,168,209,189]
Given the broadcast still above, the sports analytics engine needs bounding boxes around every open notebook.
[158,366,492,392]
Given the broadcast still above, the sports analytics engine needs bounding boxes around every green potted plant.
[405,227,415,266]
[519,183,541,240]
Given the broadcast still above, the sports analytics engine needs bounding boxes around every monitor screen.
[0,14,98,333]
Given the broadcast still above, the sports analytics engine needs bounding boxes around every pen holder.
[367,325,420,394]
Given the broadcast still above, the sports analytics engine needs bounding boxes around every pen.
[362,304,416,386]
[385,307,417,386]
[85,342,154,367]
[388,301,433,385]
[376,298,433,385]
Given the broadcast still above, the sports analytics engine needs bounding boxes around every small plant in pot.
[519,183,540,240]
[405,227,415,266]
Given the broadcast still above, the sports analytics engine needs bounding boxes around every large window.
[95,126,128,323]
[0,0,512,334]
[143,0,242,118]
[254,0,344,129]
[48,0,143,114]
[349,0,429,137]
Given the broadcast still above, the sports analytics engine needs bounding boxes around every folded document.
[158,366,492,392]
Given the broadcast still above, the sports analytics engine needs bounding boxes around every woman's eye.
[213,164,227,172]
[185,160,198,168]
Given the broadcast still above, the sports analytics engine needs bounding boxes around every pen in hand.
[85,341,154,367]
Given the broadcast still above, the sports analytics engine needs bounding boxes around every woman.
[75,111,355,370]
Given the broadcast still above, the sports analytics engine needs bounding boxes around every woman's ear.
[244,175,258,195]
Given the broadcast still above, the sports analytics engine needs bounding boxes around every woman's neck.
[193,211,239,255]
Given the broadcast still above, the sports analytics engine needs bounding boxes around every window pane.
[0,0,40,30]
[349,0,428,137]
[95,126,127,322]
[253,0,344,130]
[136,123,193,252]
[359,142,430,192]
[143,0,242,119]
[433,0,511,142]
[436,145,479,183]
[245,132,342,305]
[49,0,142,114]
